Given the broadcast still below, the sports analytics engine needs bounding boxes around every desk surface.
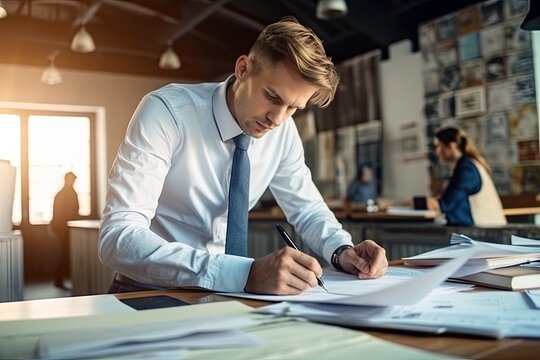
[0,289,537,359]
[112,289,536,360]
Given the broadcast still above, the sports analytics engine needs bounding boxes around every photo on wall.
[457,5,481,35]
[461,59,485,87]
[487,80,513,111]
[420,0,538,196]
[480,0,504,26]
[485,54,506,81]
[455,86,486,117]
[504,21,531,50]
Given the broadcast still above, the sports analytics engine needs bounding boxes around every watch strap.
[331,244,353,272]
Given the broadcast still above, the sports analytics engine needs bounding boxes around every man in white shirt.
[99,17,388,295]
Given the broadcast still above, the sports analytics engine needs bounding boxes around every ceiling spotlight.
[316,0,348,20]
[159,46,181,70]
[71,26,96,53]
[0,0,7,19]
[41,53,62,85]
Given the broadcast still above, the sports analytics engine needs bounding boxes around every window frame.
[0,108,98,227]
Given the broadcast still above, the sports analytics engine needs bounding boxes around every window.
[0,110,96,225]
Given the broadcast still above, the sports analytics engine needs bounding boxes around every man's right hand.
[244,247,322,295]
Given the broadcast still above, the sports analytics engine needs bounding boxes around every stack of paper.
[256,290,540,339]
[403,233,540,277]
[0,300,459,360]
[0,302,263,359]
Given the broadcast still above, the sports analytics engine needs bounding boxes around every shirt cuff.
[211,254,254,292]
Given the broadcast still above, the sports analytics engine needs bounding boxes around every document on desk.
[404,233,540,277]
[221,253,472,307]
[257,291,540,339]
[1,300,458,360]
[0,301,263,360]
[38,317,261,359]
[512,235,540,246]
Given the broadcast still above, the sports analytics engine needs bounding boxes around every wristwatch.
[331,244,353,272]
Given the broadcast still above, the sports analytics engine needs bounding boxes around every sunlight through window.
[0,114,22,224]
[28,115,91,224]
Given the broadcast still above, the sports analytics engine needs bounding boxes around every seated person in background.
[346,165,377,203]
[426,127,507,227]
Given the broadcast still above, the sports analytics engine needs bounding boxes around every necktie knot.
[233,134,250,151]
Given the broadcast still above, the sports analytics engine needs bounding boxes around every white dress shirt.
[99,77,353,292]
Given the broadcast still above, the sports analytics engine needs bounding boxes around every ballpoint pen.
[275,224,329,293]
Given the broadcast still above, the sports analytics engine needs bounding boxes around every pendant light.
[159,45,181,70]
[41,52,62,85]
[0,0,7,19]
[71,25,96,53]
[316,0,348,20]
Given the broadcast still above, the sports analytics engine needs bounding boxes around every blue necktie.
[225,134,250,256]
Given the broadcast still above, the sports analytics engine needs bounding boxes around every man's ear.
[235,55,250,80]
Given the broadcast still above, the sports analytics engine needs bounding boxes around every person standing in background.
[50,172,80,289]
[426,127,506,227]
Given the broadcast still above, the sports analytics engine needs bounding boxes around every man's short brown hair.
[249,17,339,108]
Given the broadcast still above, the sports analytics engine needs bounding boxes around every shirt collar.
[212,75,245,142]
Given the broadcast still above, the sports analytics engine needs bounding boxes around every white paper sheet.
[222,253,472,307]
[511,235,540,246]
[0,294,135,321]
[257,291,540,338]
[38,316,262,359]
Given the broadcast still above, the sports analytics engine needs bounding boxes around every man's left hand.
[338,240,388,279]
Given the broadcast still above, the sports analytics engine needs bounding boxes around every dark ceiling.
[0,0,487,81]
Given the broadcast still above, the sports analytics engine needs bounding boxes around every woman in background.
[427,127,507,226]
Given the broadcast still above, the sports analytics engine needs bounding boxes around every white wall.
[380,40,430,200]
[0,63,184,214]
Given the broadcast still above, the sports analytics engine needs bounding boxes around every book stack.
[403,233,540,291]
[456,264,540,290]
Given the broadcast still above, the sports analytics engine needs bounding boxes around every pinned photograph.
[488,80,513,111]
[455,86,486,118]
[512,76,536,106]
[461,59,485,87]
[509,103,538,140]
[419,22,438,70]
[485,111,509,142]
[504,21,532,50]
[437,15,457,42]
[505,0,529,19]
[458,32,480,61]
[517,140,540,162]
[507,49,534,76]
[423,70,440,95]
[457,5,481,35]
[480,0,504,26]
[480,24,505,56]
[438,92,455,119]
[485,54,506,82]
[440,65,461,91]
[437,43,458,67]
[424,96,440,121]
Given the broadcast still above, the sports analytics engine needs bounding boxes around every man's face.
[229,56,318,138]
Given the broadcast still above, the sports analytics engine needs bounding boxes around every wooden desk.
[0,288,537,359]
[502,207,540,217]
[112,289,538,360]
